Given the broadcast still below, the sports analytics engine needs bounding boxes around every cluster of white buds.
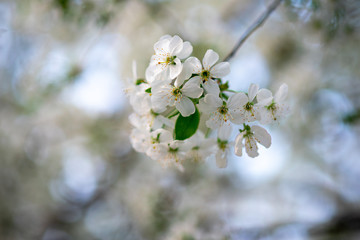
[126,35,289,171]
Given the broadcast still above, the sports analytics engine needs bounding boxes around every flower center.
[267,102,276,111]
[151,133,161,144]
[201,70,210,80]
[217,139,228,151]
[218,105,228,115]
[172,88,182,101]
[266,102,277,120]
[166,56,176,65]
[157,55,176,66]
[172,88,181,96]
[245,102,253,110]
[168,147,178,153]
[242,124,253,138]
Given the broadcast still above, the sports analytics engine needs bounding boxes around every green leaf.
[174,107,200,140]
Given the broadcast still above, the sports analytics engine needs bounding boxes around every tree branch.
[223,0,284,62]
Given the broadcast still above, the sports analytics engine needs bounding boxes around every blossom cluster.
[126,35,289,171]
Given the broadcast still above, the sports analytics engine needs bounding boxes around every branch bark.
[223,0,284,62]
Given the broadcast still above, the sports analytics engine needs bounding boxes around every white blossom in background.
[125,35,289,171]
[215,125,233,168]
[124,62,152,115]
[148,139,188,172]
[185,131,216,162]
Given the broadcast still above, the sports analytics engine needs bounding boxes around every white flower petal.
[146,143,167,161]
[257,88,273,106]
[169,58,183,79]
[259,108,274,125]
[218,124,232,140]
[152,117,163,130]
[177,41,193,59]
[274,83,288,103]
[205,115,223,129]
[203,79,220,96]
[187,76,202,86]
[186,57,202,74]
[210,62,230,78]
[245,136,259,158]
[174,77,184,88]
[156,115,175,129]
[229,110,246,125]
[145,64,157,83]
[158,129,173,143]
[169,35,183,55]
[202,49,219,69]
[130,128,147,153]
[198,97,218,113]
[216,150,227,168]
[248,83,259,102]
[151,74,170,91]
[175,59,195,87]
[252,125,271,148]
[159,35,171,41]
[204,94,223,108]
[234,132,244,156]
[176,97,195,117]
[154,38,170,54]
[182,80,203,98]
[227,92,248,111]
[128,113,142,129]
[151,86,171,112]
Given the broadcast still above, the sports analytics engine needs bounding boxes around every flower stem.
[223,0,283,62]
[167,110,180,118]
[205,127,211,138]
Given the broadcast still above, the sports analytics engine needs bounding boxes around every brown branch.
[223,0,284,62]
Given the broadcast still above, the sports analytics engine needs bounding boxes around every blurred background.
[0,0,360,239]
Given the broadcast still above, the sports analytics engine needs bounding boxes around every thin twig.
[223,0,283,62]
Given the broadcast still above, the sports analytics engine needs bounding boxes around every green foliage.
[54,0,71,15]
[343,109,360,124]
[182,234,196,240]
[174,107,200,140]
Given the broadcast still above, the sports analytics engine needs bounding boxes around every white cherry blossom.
[186,49,230,95]
[257,83,290,124]
[184,131,216,162]
[126,35,289,170]
[148,140,188,171]
[130,128,172,155]
[215,125,233,168]
[234,125,271,158]
[128,112,174,132]
[146,35,193,81]
[198,93,244,129]
[151,76,203,117]
[234,83,262,123]
[124,61,152,115]
[127,83,152,115]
